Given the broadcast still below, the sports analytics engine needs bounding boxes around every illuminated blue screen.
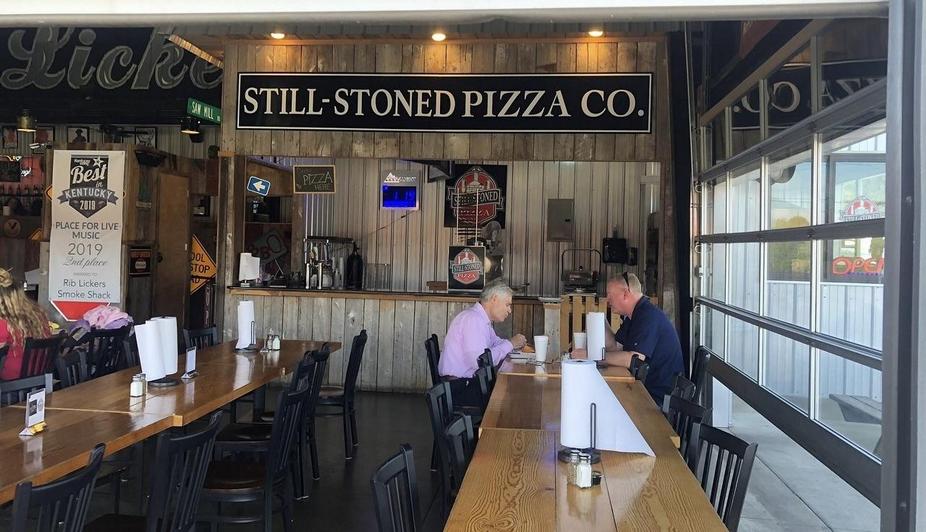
[382,185,418,209]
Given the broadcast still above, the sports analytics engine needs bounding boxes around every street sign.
[187,98,221,124]
[247,176,271,196]
[190,235,217,294]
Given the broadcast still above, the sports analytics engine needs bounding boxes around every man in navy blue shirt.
[574,272,684,403]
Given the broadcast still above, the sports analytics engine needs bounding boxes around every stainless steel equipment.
[560,248,602,293]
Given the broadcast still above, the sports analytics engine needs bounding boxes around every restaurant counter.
[225,286,560,393]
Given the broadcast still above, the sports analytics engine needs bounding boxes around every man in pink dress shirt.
[439,283,527,407]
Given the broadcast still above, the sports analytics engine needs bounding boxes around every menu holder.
[181,347,198,380]
[19,388,46,437]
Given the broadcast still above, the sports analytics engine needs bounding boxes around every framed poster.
[443,164,507,228]
[67,126,93,144]
[2,126,17,149]
[293,165,335,194]
[34,127,54,144]
[448,245,486,292]
[132,127,157,148]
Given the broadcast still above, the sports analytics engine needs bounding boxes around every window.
[766,241,811,324]
[728,163,760,232]
[817,350,882,457]
[819,238,883,350]
[727,317,759,380]
[820,20,887,110]
[764,331,810,412]
[767,46,813,137]
[731,84,762,155]
[768,142,812,229]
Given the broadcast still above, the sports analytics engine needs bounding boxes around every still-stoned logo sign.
[450,247,483,285]
[447,166,504,228]
[57,155,117,217]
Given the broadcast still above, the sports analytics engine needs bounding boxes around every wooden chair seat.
[318,385,344,399]
[84,512,148,532]
[204,460,268,491]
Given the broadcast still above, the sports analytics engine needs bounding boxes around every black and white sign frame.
[237,72,653,134]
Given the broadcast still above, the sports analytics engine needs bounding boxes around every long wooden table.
[0,339,339,504]
[446,373,725,531]
[498,358,634,382]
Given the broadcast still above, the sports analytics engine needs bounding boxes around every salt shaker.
[576,453,593,488]
[130,374,144,397]
[567,450,581,485]
[272,334,281,350]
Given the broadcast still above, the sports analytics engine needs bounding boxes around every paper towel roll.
[236,300,256,349]
[560,359,654,456]
[151,316,179,375]
[586,312,607,361]
[135,322,166,381]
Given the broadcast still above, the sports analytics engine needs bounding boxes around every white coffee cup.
[573,332,587,349]
[533,335,549,363]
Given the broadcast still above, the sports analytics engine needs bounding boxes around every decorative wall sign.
[2,126,17,149]
[381,170,419,210]
[66,126,93,144]
[443,164,507,228]
[447,245,486,292]
[190,235,217,294]
[49,150,124,321]
[293,165,336,194]
[237,73,653,133]
[129,247,152,276]
[0,28,222,124]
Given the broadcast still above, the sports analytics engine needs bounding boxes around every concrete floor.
[729,396,880,532]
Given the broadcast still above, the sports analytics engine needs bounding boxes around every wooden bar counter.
[446,373,724,531]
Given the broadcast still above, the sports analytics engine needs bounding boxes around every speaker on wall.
[602,237,628,263]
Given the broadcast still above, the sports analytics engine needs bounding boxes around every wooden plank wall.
[236,157,657,296]
[220,39,670,163]
[225,293,545,392]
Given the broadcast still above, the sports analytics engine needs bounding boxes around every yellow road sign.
[190,235,217,294]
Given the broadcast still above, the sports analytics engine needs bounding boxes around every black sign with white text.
[237,73,652,133]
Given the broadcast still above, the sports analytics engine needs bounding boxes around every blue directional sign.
[247,176,271,196]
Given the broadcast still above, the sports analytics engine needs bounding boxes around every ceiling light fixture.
[588,29,605,38]
[270,32,286,40]
[431,32,447,42]
[16,109,36,133]
[180,117,201,135]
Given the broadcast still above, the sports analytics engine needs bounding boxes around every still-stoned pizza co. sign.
[237,73,652,133]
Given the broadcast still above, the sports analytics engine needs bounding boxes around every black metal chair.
[84,411,223,532]
[183,326,218,350]
[474,366,493,412]
[54,348,88,388]
[202,381,311,532]
[669,374,698,402]
[0,373,53,406]
[425,382,459,520]
[685,423,758,532]
[442,414,477,503]
[317,330,368,460]
[371,444,420,532]
[425,334,442,386]
[79,326,131,379]
[662,394,711,457]
[476,349,497,386]
[20,335,65,379]
[11,443,106,532]
[691,346,714,401]
[630,353,650,382]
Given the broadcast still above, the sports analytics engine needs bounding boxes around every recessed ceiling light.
[270,32,286,40]
[588,29,604,38]
[432,32,447,42]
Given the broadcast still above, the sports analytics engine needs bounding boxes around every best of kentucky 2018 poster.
[48,150,124,320]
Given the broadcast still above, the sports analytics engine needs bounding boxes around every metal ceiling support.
[881,0,925,529]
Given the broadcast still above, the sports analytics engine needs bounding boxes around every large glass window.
[820,19,887,110]
[767,46,813,137]
[822,120,885,225]
[819,238,883,350]
[764,331,810,413]
[727,317,759,380]
[768,142,812,228]
[729,163,761,232]
[817,350,882,457]
[766,241,811,324]
[703,307,725,357]
[729,243,761,312]
[731,84,762,155]
[705,243,726,301]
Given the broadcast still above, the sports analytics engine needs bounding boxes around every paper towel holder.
[235,321,260,352]
[557,402,602,464]
[149,375,180,388]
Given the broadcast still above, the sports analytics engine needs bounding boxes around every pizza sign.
[448,246,486,292]
[444,164,507,228]
[56,154,118,218]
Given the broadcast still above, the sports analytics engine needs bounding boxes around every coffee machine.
[304,236,353,289]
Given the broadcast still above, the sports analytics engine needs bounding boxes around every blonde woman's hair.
[0,268,49,342]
